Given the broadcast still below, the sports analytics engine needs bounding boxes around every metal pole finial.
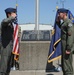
[16,0,18,7]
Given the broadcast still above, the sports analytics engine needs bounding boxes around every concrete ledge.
[19,41,52,70]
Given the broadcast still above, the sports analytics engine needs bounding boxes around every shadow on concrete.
[46,61,55,72]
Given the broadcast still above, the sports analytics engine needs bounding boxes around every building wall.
[19,24,53,31]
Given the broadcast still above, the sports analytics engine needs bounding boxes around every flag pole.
[55,6,61,72]
[11,0,18,70]
[35,0,40,40]
[16,0,18,14]
[60,0,65,8]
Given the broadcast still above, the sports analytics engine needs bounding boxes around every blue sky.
[0,0,74,25]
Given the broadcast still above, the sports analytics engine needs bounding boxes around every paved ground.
[10,70,63,75]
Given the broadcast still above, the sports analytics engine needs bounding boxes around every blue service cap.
[5,8,16,13]
[57,8,68,13]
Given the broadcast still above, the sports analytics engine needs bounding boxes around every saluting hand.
[66,50,71,54]
[11,13,16,18]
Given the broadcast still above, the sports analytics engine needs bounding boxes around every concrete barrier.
[19,41,52,71]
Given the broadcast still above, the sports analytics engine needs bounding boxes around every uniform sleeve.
[1,17,15,27]
[66,23,74,51]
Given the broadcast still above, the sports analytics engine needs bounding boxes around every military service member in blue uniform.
[0,8,16,75]
[56,8,74,75]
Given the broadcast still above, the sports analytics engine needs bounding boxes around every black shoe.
[5,73,9,75]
